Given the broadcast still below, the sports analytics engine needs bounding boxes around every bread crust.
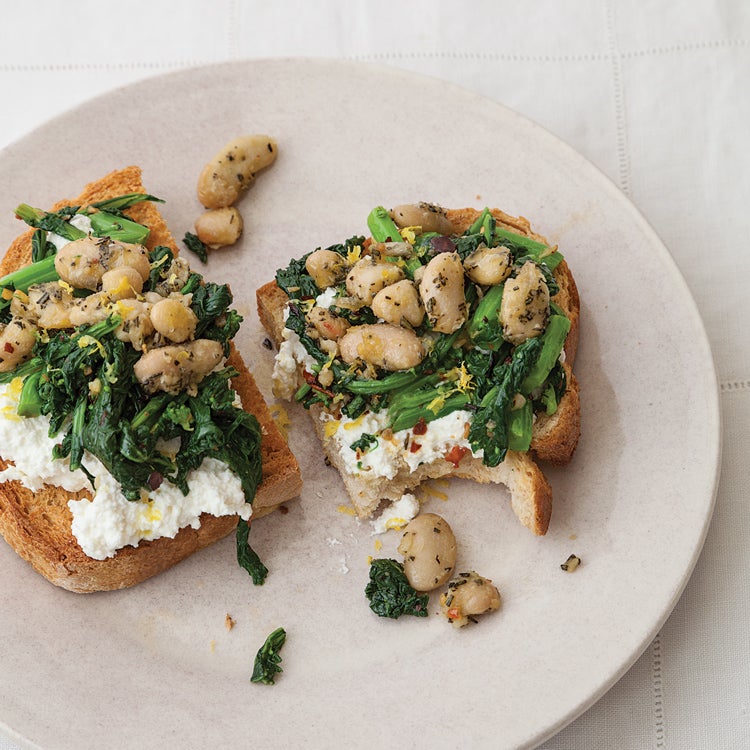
[256,205,580,536]
[0,167,302,592]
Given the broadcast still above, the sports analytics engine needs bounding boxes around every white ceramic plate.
[0,60,720,750]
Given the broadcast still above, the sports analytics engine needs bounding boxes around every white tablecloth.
[1,1,747,748]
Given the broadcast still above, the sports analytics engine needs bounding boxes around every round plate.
[0,59,720,750]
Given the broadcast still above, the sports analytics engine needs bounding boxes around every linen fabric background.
[0,1,748,747]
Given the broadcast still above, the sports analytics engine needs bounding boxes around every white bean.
[390,202,455,234]
[346,257,404,305]
[99,239,151,282]
[307,306,349,340]
[197,135,278,208]
[54,237,105,291]
[440,571,501,628]
[0,317,37,372]
[419,251,467,334]
[150,298,198,343]
[111,299,155,350]
[338,323,425,371]
[194,207,243,249]
[100,266,144,300]
[397,513,457,592]
[500,261,550,344]
[305,249,348,290]
[371,279,424,327]
[463,244,512,286]
[134,339,223,394]
[24,283,75,329]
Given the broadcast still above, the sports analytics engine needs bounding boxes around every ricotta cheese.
[48,214,93,250]
[315,286,338,309]
[322,408,481,480]
[0,380,251,560]
[371,493,420,534]
[272,327,318,400]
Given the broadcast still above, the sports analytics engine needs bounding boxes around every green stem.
[367,206,403,243]
[520,314,571,394]
[89,192,164,212]
[507,399,533,451]
[344,369,420,395]
[14,204,87,241]
[16,371,43,417]
[0,256,60,312]
[88,211,150,244]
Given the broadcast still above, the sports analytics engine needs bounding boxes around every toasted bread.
[0,167,302,592]
[256,205,580,535]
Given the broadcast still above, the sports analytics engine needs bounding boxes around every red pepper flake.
[410,441,422,453]
[412,418,428,436]
[444,445,469,468]
[3,342,14,353]
[303,370,335,398]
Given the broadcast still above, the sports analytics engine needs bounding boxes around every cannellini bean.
[338,323,425,371]
[54,237,105,291]
[305,249,348,290]
[379,241,414,259]
[134,339,223,395]
[197,135,278,209]
[0,317,37,372]
[98,239,151,282]
[500,261,550,344]
[100,266,144,300]
[111,299,154,350]
[68,292,111,327]
[194,207,244,249]
[390,202,455,234]
[307,306,349,340]
[150,298,198,343]
[440,571,501,628]
[153,256,191,296]
[463,243,512,286]
[346,257,405,305]
[371,279,424,327]
[397,513,457,592]
[24,283,75,329]
[419,251,467,334]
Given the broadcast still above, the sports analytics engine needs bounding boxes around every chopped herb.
[236,520,269,585]
[251,627,287,685]
[365,558,429,619]
[560,554,581,572]
[183,231,208,263]
[350,433,378,454]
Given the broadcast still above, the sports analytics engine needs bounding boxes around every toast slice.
[0,167,302,592]
[257,205,580,535]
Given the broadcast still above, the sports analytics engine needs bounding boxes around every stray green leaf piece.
[183,231,208,263]
[236,520,269,585]
[251,627,287,685]
[365,558,429,619]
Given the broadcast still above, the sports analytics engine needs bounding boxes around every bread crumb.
[225,613,235,631]
[337,504,357,516]
[209,639,216,652]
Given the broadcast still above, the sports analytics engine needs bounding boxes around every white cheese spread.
[315,286,338,309]
[48,214,93,250]
[322,408,481,480]
[0,379,251,560]
[371,493,420,534]
[272,327,318,400]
